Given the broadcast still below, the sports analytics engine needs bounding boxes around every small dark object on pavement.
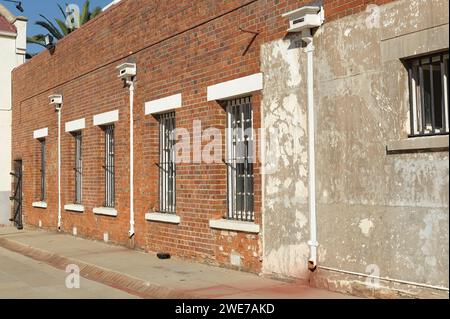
[157,253,171,259]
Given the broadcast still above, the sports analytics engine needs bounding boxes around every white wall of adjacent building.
[0,5,27,225]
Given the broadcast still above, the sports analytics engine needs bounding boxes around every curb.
[0,237,197,299]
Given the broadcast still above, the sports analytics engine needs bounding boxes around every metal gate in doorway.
[10,160,23,230]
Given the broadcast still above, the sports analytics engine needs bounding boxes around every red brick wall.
[12,0,396,273]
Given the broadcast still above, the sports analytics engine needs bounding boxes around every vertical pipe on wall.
[302,29,319,271]
[128,81,135,238]
[57,105,62,230]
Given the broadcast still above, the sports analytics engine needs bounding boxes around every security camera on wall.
[49,94,62,105]
[282,6,325,33]
[49,94,63,110]
[117,63,136,81]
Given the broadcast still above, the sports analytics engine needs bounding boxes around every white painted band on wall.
[0,31,17,38]
[207,73,263,101]
[93,110,119,126]
[33,128,48,139]
[145,93,182,115]
[65,118,86,133]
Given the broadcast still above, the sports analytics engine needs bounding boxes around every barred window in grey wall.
[104,125,115,208]
[158,112,176,214]
[226,96,254,222]
[407,52,449,136]
[40,139,46,201]
[74,132,82,204]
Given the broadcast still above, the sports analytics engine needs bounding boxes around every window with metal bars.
[407,52,449,136]
[74,132,82,204]
[226,97,254,222]
[158,112,176,214]
[103,125,115,208]
[39,139,46,201]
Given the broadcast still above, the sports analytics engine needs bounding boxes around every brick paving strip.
[0,237,196,299]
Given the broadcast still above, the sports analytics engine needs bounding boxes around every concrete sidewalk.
[0,226,355,299]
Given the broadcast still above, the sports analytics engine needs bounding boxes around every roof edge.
[0,3,16,23]
[13,16,28,23]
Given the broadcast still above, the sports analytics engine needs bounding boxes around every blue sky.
[2,0,112,54]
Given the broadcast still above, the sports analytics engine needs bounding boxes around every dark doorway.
[10,160,23,230]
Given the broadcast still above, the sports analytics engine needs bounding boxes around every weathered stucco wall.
[261,32,310,280]
[262,0,449,297]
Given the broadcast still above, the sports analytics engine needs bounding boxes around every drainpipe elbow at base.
[308,260,317,271]
[308,240,318,271]
[128,223,135,238]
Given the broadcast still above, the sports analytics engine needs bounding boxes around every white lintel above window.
[145,93,182,115]
[207,73,263,101]
[33,128,48,139]
[93,110,119,126]
[65,118,86,133]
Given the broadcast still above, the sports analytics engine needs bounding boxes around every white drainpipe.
[57,104,62,230]
[128,80,135,238]
[282,5,324,271]
[303,29,319,270]
[117,63,136,239]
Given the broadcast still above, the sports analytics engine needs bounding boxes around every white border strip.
[33,128,48,139]
[93,110,119,126]
[65,118,86,133]
[207,73,263,101]
[145,93,182,115]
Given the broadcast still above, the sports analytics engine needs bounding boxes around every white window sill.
[64,204,85,213]
[209,219,260,233]
[32,201,47,209]
[145,212,181,224]
[93,207,118,217]
[386,135,449,153]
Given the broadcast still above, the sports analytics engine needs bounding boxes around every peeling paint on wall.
[261,0,449,294]
[261,33,310,280]
[358,219,374,237]
[264,243,310,278]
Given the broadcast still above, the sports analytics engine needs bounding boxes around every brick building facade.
[11,0,449,298]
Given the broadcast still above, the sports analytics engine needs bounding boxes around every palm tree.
[27,0,102,48]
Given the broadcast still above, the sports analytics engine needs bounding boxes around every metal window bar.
[158,112,176,214]
[429,56,437,133]
[226,97,254,222]
[74,132,82,204]
[40,139,46,201]
[104,125,115,208]
[408,52,449,136]
[443,54,449,131]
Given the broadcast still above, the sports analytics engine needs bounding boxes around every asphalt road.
[0,246,137,299]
